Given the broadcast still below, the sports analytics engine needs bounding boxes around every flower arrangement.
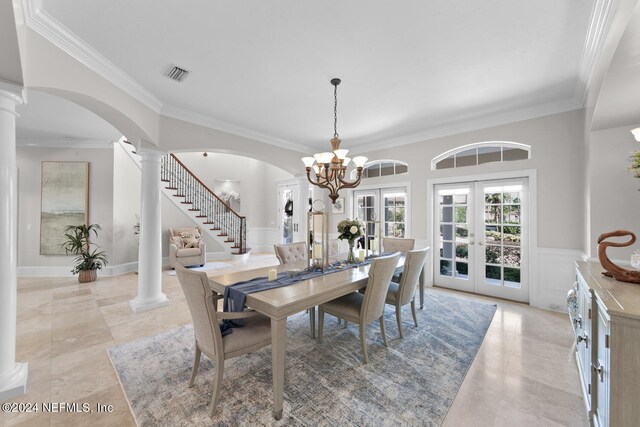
[337,219,364,263]
[629,151,640,184]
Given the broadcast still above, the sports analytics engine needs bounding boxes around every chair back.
[170,226,203,238]
[396,248,430,306]
[174,264,222,357]
[274,242,307,265]
[382,237,415,254]
[361,252,401,323]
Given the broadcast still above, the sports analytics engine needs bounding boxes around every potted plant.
[62,223,109,283]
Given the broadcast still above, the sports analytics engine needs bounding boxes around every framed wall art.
[40,161,89,255]
[332,197,345,214]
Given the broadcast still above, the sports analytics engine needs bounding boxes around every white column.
[130,148,169,312]
[0,82,28,400]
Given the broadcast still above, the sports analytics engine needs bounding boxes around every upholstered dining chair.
[317,252,401,364]
[382,237,415,282]
[385,247,429,338]
[174,263,271,417]
[273,241,320,335]
[274,241,307,266]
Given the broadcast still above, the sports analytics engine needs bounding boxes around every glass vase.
[347,240,356,264]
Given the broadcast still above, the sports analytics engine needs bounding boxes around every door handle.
[577,334,588,348]
[592,362,604,382]
[469,240,475,245]
[478,242,484,246]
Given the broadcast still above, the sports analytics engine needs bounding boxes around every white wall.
[175,152,292,228]
[344,110,586,250]
[589,125,640,262]
[17,146,114,269]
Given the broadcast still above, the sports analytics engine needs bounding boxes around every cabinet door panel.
[594,307,609,427]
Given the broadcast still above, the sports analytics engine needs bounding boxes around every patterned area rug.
[165,262,231,276]
[107,291,496,426]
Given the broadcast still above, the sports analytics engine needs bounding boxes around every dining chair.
[273,241,307,266]
[382,237,415,282]
[385,247,429,338]
[174,263,271,417]
[317,252,401,364]
[273,241,319,335]
[382,237,415,253]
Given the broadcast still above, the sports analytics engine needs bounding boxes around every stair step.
[218,233,228,237]
[203,222,214,225]
[175,194,186,197]
[195,215,207,218]
[225,239,235,243]
[161,179,170,182]
[188,209,199,212]
[210,227,221,231]
[165,187,177,190]
[180,202,191,204]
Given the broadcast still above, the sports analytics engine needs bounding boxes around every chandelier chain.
[334,83,338,139]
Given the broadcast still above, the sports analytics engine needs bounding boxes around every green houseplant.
[62,223,108,283]
[629,151,640,184]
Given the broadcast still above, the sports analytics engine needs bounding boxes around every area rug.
[165,262,231,275]
[107,291,496,426]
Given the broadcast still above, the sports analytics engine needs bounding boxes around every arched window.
[350,159,409,180]
[431,141,531,170]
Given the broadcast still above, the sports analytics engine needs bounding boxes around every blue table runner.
[221,258,377,334]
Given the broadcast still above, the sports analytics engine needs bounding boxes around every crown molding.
[17,138,115,149]
[0,80,26,105]
[575,0,618,105]
[160,104,311,154]
[348,96,584,154]
[22,0,164,113]
[19,0,593,156]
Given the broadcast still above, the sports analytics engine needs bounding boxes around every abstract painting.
[40,161,89,255]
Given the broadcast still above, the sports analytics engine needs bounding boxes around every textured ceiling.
[37,0,594,152]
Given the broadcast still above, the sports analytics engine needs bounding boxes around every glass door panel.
[475,180,528,302]
[382,190,407,238]
[434,184,474,293]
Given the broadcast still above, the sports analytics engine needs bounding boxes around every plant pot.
[78,269,97,283]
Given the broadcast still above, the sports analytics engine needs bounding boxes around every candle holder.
[308,211,329,270]
[363,219,382,257]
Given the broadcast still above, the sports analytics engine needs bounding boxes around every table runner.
[223,258,374,314]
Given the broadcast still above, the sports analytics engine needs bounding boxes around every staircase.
[118,139,248,255]
[161,154,248,254]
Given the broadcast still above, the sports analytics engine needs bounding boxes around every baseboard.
[18,253,235,277]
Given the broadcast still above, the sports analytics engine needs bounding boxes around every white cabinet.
[574,262,640,427]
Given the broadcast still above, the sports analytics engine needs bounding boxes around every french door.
[354,187,408,238]
[434,178,529,302]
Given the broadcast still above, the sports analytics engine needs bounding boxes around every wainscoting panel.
[532,247,587,312]
[247,227,278,253]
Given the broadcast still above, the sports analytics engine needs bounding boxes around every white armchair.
[169,226,206,268]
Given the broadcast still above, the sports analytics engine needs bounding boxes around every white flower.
[350,225,358,234]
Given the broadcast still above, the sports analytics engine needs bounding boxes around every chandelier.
[302,78,368,204]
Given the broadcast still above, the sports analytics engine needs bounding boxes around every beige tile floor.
[2,254,588,427]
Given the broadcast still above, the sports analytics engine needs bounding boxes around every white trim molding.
[427,169,540,306]
[576,0,619,104]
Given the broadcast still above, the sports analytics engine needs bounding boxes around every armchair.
[169,226,206,268]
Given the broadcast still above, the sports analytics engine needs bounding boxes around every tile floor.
[2,254,588,426]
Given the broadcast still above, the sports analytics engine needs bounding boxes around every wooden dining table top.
[207,255,406,320]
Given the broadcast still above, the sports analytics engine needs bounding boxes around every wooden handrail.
[170,153,245,219]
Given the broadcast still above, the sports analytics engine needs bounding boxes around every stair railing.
[161,154,247,254]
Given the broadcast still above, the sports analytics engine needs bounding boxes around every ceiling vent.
[166,65,190,82]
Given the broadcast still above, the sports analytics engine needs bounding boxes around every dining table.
[207,254,414,419]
